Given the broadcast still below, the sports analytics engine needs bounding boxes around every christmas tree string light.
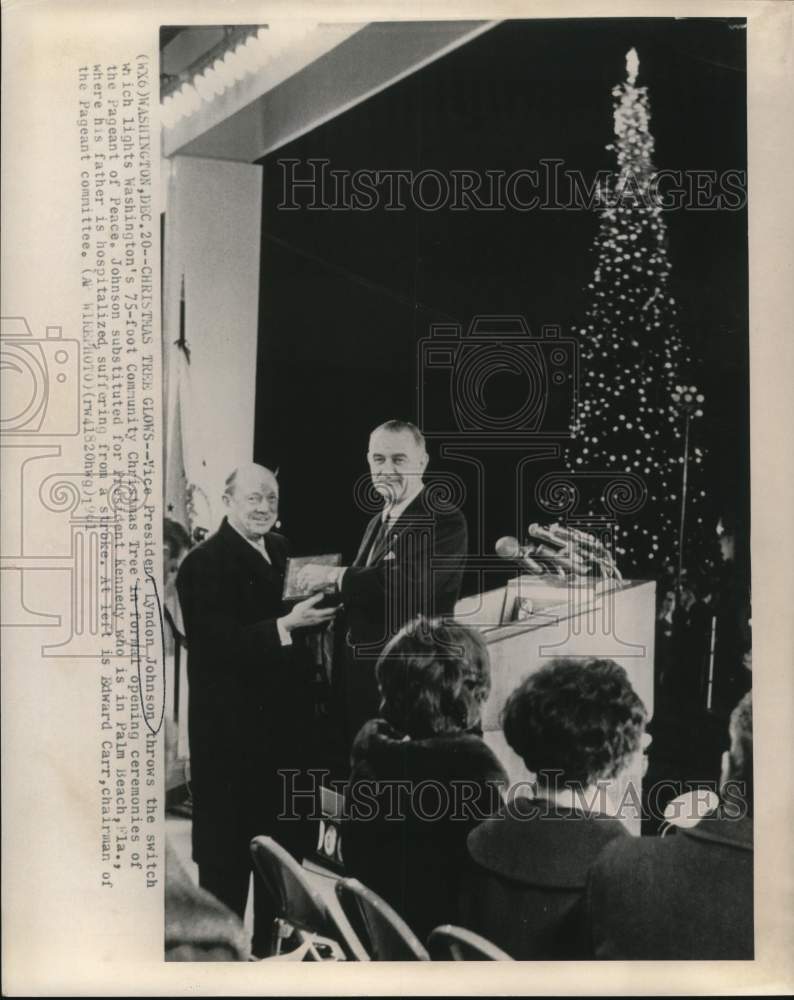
[566,48,708,578]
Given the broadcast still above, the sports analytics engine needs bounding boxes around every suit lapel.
[220,517,276,580]
[369,491,428,565]
[353,513,383,567]
[367,518,393,566]
[263,532,285,575]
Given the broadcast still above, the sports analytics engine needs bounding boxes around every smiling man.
[297,420,468,747]
[176,463,336,957]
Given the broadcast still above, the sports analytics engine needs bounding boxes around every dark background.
[254,18,748,592]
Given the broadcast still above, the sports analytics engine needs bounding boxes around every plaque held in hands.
[282,554,343,606]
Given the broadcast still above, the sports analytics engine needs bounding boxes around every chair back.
[334,878,429,960]
[250,836,363,960]
[428,924,513,961]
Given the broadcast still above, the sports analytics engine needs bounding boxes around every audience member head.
[721,691,753,817]
[368,419,428,507]
[163,518,191,587]
[376,617,491,738]
[717,515,736,564]
[658,589,676,621]
[502,658,647,793]
[222,463,279,541]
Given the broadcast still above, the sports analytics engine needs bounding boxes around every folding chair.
[428,924,513,961]
[250,835,366,960]
[334,877,429,961]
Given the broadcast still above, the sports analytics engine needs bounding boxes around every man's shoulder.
[592,813,752,884]
[266,530,289,556]
[180,525,290,572]
[178,525,228,574]
[590,827,680,891]
[431,503,467,550]
[408,491,467,529]
[421,490,463,516]
[434,503,466,526]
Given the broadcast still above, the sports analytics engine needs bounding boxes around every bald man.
[176,464,335,957]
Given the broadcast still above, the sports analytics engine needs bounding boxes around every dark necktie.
[366,516,392,566]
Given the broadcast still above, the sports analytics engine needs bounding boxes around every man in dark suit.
[176,463,336,956]
[585,691,753,959]
[297,420,468,747]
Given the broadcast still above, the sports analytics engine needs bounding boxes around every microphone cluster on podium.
[495,524,623,584]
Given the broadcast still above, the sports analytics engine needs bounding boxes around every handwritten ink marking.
[131,573,165,735]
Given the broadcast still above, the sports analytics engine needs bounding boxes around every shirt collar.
[534,785,621,818]
[228,518,271,562]
[383,483,424,523]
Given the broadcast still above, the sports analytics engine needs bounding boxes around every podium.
[455,576,656,834]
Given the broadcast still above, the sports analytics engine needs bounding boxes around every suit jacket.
[460,800,628,959]
[341,488,468,650]
[585,810,753,959]
[176,517,313,864]
[342,719,508,941]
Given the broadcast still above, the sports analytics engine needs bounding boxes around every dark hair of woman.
[163,517,192,559]
[502,657,647,787]
[375,617,491,739]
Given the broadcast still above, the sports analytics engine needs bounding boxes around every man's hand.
[295,563,344,596]
[279,592,338,633]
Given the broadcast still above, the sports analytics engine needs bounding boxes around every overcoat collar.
[681,810,753,852]
[467,798,627,890]
[218,516,283,578]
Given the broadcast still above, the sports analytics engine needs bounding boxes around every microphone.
[532,523,622,582]
[495,536,548,576]
[496,525,621,581]
[526,523,586,577]
[494,535,521,559]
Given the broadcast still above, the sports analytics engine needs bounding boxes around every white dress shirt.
[360,481,424,569]
[382,481,423,526]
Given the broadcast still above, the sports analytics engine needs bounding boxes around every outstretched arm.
[341,510,468,623]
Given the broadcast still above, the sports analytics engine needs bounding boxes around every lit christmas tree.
[566,48,709,581]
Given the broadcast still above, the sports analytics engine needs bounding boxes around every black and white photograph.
[159,17,755,964]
